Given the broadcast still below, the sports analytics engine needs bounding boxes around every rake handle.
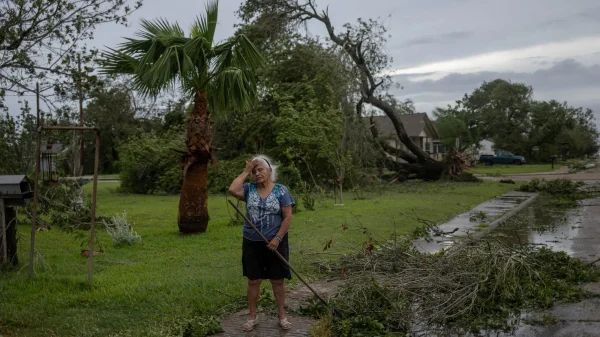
[228,199,329,307]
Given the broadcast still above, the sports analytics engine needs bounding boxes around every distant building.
[463,139,496,162]
[366,113,444,162]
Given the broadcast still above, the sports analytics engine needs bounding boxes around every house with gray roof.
[366,113,445,161]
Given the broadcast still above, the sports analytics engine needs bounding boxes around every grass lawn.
[0,181,515,337]
[469,164,563,176]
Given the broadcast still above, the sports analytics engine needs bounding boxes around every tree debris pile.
[23,180,93,231]
[442,147,470,178]
[519,179,599,208]
[319,239,599,336]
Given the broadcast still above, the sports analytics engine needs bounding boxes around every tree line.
[435,79,599,161]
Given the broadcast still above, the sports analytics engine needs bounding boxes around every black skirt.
[242,234,291,280]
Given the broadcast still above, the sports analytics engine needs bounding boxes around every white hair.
[253,154,278,182]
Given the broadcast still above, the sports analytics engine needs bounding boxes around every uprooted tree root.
[316,238,599,336]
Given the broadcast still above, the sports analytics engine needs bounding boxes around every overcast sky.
[6,0,600,123]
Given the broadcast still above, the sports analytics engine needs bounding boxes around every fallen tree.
[238,0,459,181]
[314,237,600,336]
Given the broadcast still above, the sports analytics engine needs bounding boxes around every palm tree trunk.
[178,90,212,233]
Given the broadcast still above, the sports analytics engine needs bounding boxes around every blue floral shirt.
[243,183,295,241]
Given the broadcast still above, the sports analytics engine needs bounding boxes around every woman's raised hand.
[244,159,258,173]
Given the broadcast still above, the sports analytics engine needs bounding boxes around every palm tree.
[101,0,264,233]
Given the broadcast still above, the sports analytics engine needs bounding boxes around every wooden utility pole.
[36,83,40,127]
[77,56,85,176]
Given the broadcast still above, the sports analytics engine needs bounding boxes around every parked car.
[479,151,526,166]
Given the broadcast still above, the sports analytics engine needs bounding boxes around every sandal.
[279,317,292,330]
[242,318,258,331]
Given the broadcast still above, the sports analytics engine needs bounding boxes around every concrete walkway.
[213,280,342,337]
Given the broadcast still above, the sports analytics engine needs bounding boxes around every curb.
[470,192,539,241]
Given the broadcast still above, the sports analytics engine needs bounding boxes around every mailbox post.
[0,175,33,265]
[550,155,558,170]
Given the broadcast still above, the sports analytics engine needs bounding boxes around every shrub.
[118,128,185,194]
[207,157,248,194]
[277,164,303,190]
[105,211,141,246]
[301,182,316,211]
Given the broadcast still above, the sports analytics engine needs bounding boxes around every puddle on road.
[412,203,587,336]
[489,200,582,255]
[411,185,600,337]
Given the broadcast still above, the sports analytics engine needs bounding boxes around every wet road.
[502,196,600,337]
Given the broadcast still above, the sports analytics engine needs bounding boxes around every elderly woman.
[228,155,295,332]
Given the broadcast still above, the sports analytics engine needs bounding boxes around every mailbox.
[0,175,34,206]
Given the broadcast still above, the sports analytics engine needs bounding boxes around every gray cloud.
[402,31,473,47]
[394,59,600,96]
[391,59,600,124]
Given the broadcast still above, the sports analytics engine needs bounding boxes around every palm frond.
[100,48,140,75]
[183,36,210,73]
[191,0,219,44]
[137,46,182,96]
[233,34,265,71]
[208,68,259,113]
[212,35,264,74]
[101,3,263,107]
[138,18,185,40]
[206,33,264,113]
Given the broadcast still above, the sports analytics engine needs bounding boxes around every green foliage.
[277,164,303,190]
[101,0,264,114]
[302,193,316,211]
[327,241,599,335]
[469,211,487,222]
[257,287,277,310]
[164,315,224,337]
[0,106,37,175]
[207,157,248,194]
[334,316,387,337]
[210,35,364,187]
[296,296,329,318]
[0,0,141,103]
[435,79,599,161]
[118,128,185,194]
[83,84,163,174]
[520,178,593,209]
[275,86,344,181]
[519,179,584,195]
[23,180,93,231]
